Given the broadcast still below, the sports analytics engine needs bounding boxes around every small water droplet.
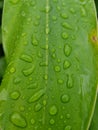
[21,11,26,17]
[60,115,64,119]
[31,118,35,125]
[10,67,16,73]
[14,77,21,84]
[64,125,72,130]
[54,66,61,72]
[49,105,57,115]
[32,36,38,46]
[62,22,72,30]
[10,0,19,4]
[50,119,55,125]
[20,54,32,63]
[22,65,35,76]
[46,28,50,34]
[67,74,73,88]
[70,8,75,13]
[34,103,42,112]
[64,44,72,57]
[57,6,61,11]
[60,13,68,19]
[43,100,47,106]
[38,52,43,58]
[62,32,69,39]
[28,89,45,103]
[57,79,64,84]
[61,94,70,103]
[39,62,48,66]
[10,91,20,100]
[52,16,57,21]
[52,53,56,59]
[43,74,48,80]
[63,60,71,69]
[10,112,27,128]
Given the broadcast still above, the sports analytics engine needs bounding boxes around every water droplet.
[57,6,61,11]
[10,67,16,73]
[43,74,48,80]
[67,75,73,88]
[39,62,48,66]
[43,100,47,106]
[14,77,21,84]
[10,0,19,4]
[28,89,45,103]
[63,60,71,69]
[27,82,38,89]
[22,65,35,76]
[52,53,56,59]
[31,118,35,125]
[60,115,63,119]
[10,112,27,128]
[57,79,64,84]
[81,7,86,16]
[50,119,55,125]
[66,114,71,119]
[60,13,68,19]
[64,125,72,130]
[38,52,43,58]
[62,22,72,30]
[61,94,70,103]
[54,66,61,72]
[10,91,20,100]
[64,44,72,57]
[49,105,57,115]
[34,103,42,112]
[62,32,69,39]
[32,36,38,46]
[20,54,32,63]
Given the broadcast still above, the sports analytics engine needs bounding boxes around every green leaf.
[1,0,98,130]
[89,94,98,130]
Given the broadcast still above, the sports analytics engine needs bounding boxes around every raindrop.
[10,91,20,100]
[43,74,48,80]
[10,0,19,4]
[52,16,57,21]
[20,106,25,112]
[20,54,32,63]
[28,89,45,103]
[64,44,72,57]
[10,112,27,128]
[67,74,73,88]
[31,118,35,125]
[39,62,48,66]
[64,125,72,130]
[63,60,71,69]
[54,66,61,72]
[31,36,38,46]
[22,65,35,76]
[34,103,42,112]
[49,105,57,116]
[62,32,69,39]
[62,22,72,30]
[60,13,68,19]
[66,114,71,119]
[50,119,55,125]
[61,94,70,103]
[10,67,16,73]
[57,79,64,84]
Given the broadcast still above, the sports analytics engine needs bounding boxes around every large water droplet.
[62,32,69,39]
[32,36,38,46]
[10,0,19,4]
[64,44,72,57]
[34,103,42,112]
[20,54,32,63]
[28,89,45,103]
[64,125,72,130]
[62,22,72,30]
[10,91,20,100]
[63,60,71,69]
[57,79,64,84]
[49,105,57,115]
[10,67,16,73]
[54,66,61,72]
[60,13,68,19]
[49,119,55,125]
[10,112,27,128]
[61,94,70,103]
[22,65,35,76]
[67,75,73,88]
